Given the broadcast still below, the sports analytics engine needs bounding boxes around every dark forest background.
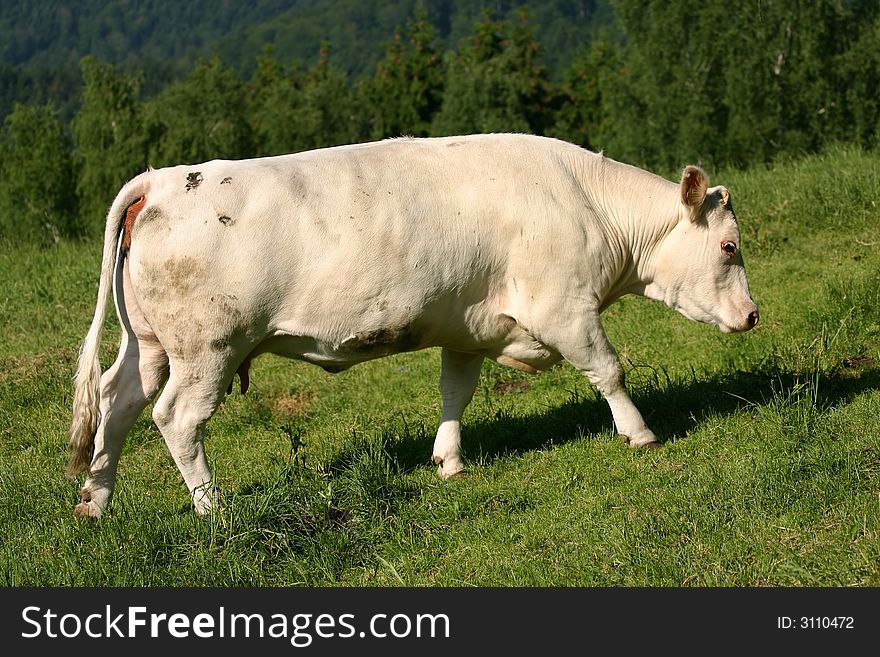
[1,0,878,244]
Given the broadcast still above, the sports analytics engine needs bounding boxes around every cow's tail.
[66,173,151,478]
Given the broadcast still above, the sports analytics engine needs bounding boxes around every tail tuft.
[66,325,103,478]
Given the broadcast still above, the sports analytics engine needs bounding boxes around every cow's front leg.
[557,316,659,448]
[432,349,484,479]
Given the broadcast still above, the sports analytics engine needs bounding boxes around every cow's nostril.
[747,310,759,328]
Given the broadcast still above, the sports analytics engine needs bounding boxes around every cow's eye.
[721,241,737,256]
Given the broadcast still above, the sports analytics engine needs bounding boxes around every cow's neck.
[586,155,682,311]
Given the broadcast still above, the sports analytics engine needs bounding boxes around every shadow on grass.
[353,363,880,473]
[211,361,879,568]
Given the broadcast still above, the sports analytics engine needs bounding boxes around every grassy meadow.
[1,146,878,587]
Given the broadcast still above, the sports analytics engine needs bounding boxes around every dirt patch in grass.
[842,355,876,370]
[829,355,877,380]
[272,390,317,418]
[492,380,531,394]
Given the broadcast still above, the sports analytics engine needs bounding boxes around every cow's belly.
[253,325,424,373]
[250,312,562,376]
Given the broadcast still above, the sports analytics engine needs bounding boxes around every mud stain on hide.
[185,171,203,191]
[220,176,232,185]
[139,206,164,224]
[161,257,201,294]
[139,256,202,298]
[135,257,251,363]
[341,326,420,354]
[208,293,244,333]
[218,215,235,226]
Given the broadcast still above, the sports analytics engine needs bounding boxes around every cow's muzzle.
[720,305,759,333]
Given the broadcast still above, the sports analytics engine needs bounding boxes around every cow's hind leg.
[432,349,483,479]
[75,337,169,518]
[151,359,229,515]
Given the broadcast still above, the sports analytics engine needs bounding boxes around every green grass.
[1,145,879,586]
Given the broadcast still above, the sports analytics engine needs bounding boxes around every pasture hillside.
[0,145,878,587]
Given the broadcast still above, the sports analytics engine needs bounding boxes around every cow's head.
[646,166,759,333]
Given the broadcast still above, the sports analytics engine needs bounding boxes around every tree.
[286,43,360,152]
[837,14,880,150]
[0,103,76,244]
[71,56,147,233]
[607,0,879,169]
[432,9,559,137]
[247,46,307,156]
[146,56,253,167]
[549,31,621,151]
[721,1,859,166]
[600,0,728,170]
[248,42,359,155]
[360,6,445,139]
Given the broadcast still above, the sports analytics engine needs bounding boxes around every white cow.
[68,133,758,518]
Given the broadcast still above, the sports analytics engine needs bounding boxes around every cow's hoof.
[73,500,102,519]
[442,468,467,480]
[620,432,660,448]
[433,455,465,480]
[193,486,223,516]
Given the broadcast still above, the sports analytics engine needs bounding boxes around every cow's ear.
[680,165,708,218]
